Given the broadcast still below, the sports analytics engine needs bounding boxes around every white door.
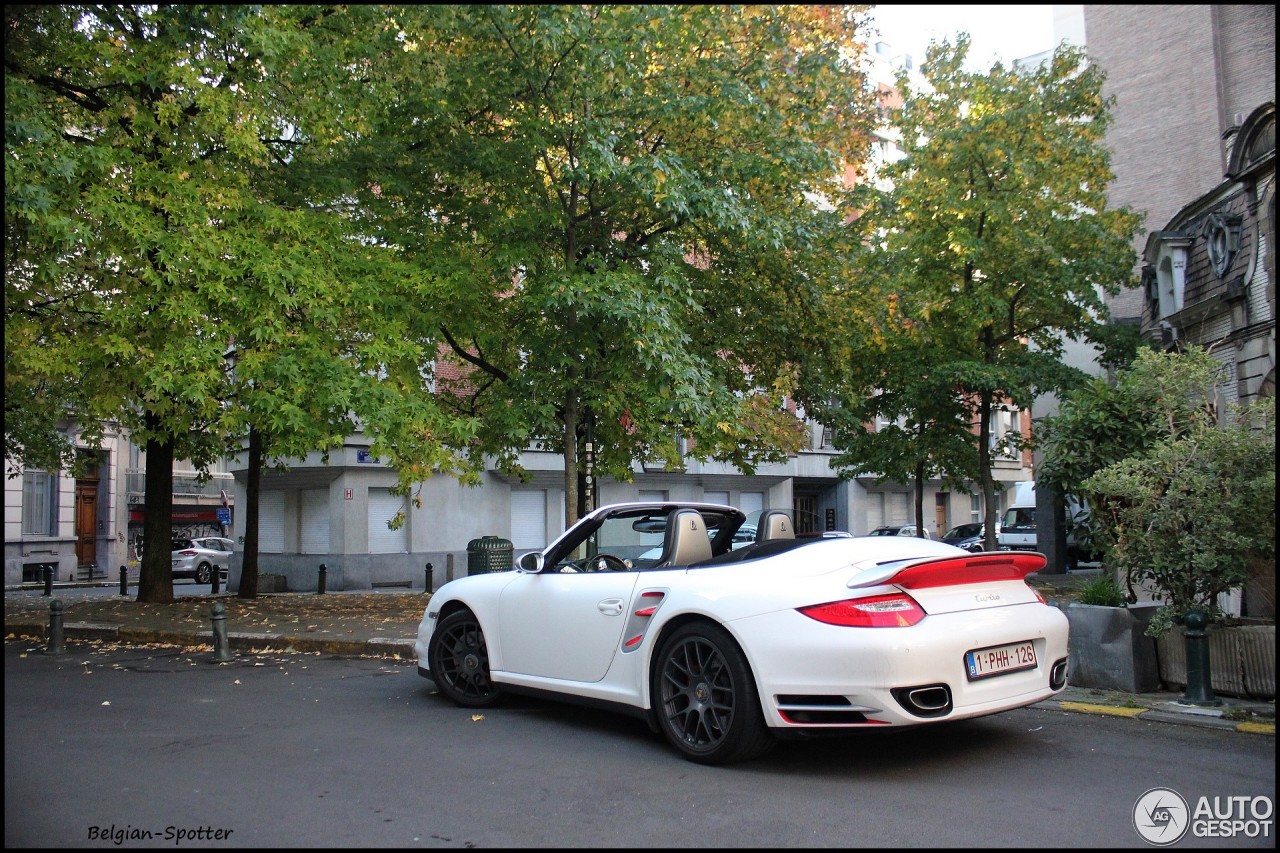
[496,572,641,683]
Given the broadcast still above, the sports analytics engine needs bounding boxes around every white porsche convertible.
[416,501,1069,765]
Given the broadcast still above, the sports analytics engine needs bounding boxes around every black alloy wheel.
[652,622,773,765]
[428,609,501,707]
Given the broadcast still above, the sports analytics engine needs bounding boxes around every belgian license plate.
[965,641,1037,680]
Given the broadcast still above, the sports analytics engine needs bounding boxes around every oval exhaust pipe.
[907,686,951,712]
[892,683,953,717]
[1050,658,1069,690]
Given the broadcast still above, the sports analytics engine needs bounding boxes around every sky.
[867,4,1056,70]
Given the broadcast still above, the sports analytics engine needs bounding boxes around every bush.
[1081,349,1275,637]
[1076,573,1126,607]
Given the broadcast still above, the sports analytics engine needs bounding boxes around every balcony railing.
[125,469,234,498]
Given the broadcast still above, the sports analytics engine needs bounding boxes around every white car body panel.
[496,571,642,682]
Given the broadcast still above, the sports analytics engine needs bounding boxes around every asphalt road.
[6,640,1275,849]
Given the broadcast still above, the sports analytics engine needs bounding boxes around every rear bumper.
[735,602,1069,729]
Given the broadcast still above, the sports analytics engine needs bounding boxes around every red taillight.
[798,592,925,627]
[178,550,198,556]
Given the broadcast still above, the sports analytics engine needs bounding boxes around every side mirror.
[518,551,544,573]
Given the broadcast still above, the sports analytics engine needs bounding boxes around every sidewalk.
[5,582,1274,736]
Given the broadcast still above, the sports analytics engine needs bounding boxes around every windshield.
[1001,508,1036,532]
[545,506,743,572]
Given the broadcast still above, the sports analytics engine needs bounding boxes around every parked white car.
[171,537,233,584]
[416,501,1068,765]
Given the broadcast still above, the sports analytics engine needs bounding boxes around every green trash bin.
[467,536,514,575]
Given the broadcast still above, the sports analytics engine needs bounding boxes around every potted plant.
[1063,572,1163,693]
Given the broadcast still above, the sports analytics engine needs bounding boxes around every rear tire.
[651,622,774,765]
[427,609,501,707]
[195,563,212,584]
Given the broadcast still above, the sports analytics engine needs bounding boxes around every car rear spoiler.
[847,552,1047,591]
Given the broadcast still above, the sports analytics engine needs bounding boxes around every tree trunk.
[913,458,927,537]
[238,426,262,599]
[563,387,579,530]
[978,391,998,551]
[137,412,175,603]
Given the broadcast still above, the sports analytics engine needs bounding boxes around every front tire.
[427,609,501,707]
[651,622,774,765]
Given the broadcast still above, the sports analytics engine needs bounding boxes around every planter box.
[256,573,287,593]
[1155,623,1276,699]
[1065,602,1163,693]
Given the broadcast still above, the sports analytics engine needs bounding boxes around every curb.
[5,620,417,661]
[1036,698,1275,735]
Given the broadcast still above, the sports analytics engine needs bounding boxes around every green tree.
[5,5,470,600]
[820,281,983,534]
[1045,347,1276,633]
[351,4,877,525]
[829,36,1142,547]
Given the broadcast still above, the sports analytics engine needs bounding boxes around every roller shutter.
[367,488,408,554]
[300,489,330,554]
[510,490,546,549]
[259,490,285,553]
[866,492,885,531]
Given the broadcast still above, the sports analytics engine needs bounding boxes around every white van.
[997,481,1095,569]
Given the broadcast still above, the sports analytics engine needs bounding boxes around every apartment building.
[1058,4,1274,399]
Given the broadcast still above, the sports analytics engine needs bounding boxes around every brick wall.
[1081,4,1274,323]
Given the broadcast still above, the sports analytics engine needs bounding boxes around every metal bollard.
[47,599,66,655]
[446,553,455,583]
[211,603,232,662]
[211,564,220,595]
[425,562,433,594]
[119,565,128,596]
[317,563,327,595]
[1181,610,1220,705]
[43,566,53,596]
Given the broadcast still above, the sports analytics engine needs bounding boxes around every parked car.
[867,524,932,540]
[941,522,985,553]
[416,501,1069,765]
[171,537,233,584]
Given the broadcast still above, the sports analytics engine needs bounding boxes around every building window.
[990,408,1021,460]
[23,470,58,535]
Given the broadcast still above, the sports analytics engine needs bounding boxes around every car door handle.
[597,598,624,616]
